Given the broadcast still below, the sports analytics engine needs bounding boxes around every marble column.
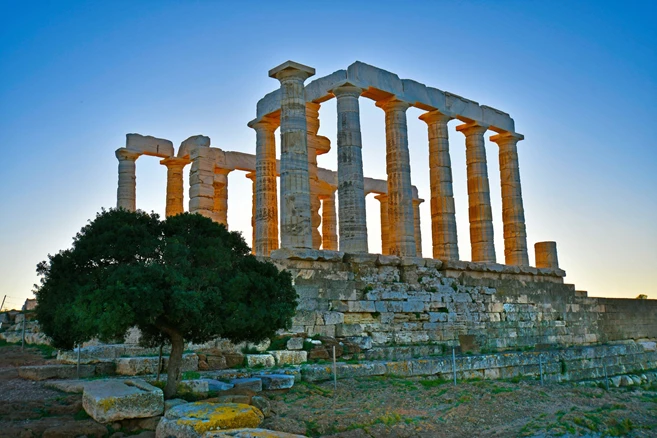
[189,146,215,219]
[213,168,231,226]
[413,198,423,258]
[376,98,416,257]
[320,192,338,251]
[248,117,279,256]
[375,194,390,255]
[269,61,315,249]
[334,84,368,253]
[116,148,140,211]
[490,132,529,266]
[246,172,256,253]
[535,241,559,269]
[456,123,496,263]
[306,102,323,249]
[161,157,190,217]
[419,111,459,260]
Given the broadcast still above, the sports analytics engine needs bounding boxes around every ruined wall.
[269,253,657,351]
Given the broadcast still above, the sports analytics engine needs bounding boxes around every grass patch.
[267,336,291,351]
[418,378,449,388]
[181,371,200,380]
[74,409,91,421]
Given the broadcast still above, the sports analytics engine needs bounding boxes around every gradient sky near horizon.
[1,0,655,310]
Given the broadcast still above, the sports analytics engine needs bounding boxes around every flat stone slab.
[82,378,164,423]
[269,351,307,366]
[179,379,234,397]
[116,353,199,376]
[254,374,295,390]
[156,402,263,438]
[19,364,95,381]
[229,378,262,392]
[204,429,306,437]
[44,379,101,393]
[245,354,274,368]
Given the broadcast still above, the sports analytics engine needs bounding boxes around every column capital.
[489,131,525,145]
[412,198,424,206]
[332,83,363,98]
[419,110,452,125]
[115,148,140,161]
[248,116,279,132]
[269,60,315,82]
[375,97,410,112]
[160,157,191,168]
[214,167,233,177]
[245,171,256,181]
[374,193,388,201]
[456,122,489,136]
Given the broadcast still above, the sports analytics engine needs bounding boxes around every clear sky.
[1,0,655,310]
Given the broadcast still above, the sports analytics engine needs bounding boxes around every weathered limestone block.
[19,364,96,381]
[246,354,275,368]
[115,354,198,376]
[345,336,373,350]
[336,323,363,337]
[270,248,344,262]
[116,148,140,211]
[204,429,306,438]
[269,350,308,366]
[126,133,174,158]
[82,379,163,423]
[286,337,304,351]
[156,403,263,438]
[230,378,263,392]
[178,135,211,158]
[178,379,234,397]
[535,241,559,269]
[255,374,295,390]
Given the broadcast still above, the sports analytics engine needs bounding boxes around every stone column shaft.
[306,102,323,249]
[413,199,423,258]
[213,168,231,226]
[246,172,256,253]
[320,192,338,251]
[419,111,459,260]
[375,194,390,255]
[335,85,368,253]
[270,62,315,249]
[457,123,496,263]
[116,149,140,211]
[491,132,529,266]
[189,146,215,219]
[249,118,279,256]
[376,98,416,257]
[535,241,559,269]
[161,157,190,217]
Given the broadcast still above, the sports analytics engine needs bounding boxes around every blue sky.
[1,0,655,309]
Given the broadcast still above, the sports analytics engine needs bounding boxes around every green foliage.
[181,371,200,380]
[418,378,449,388]
[74,409,91,421]
[34,209,298,396]
[267,335,291,351]
[560,358,568,374]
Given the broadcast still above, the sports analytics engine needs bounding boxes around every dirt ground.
[1,344,656,437]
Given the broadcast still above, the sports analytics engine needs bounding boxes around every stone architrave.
[413,198,423,257]
[213,168,232,226]
[320,191,338,251]
[456,123,496,263]
[376,97,416,257]
[116,148,140,211]
[189,146,215,219]
[306,102,324,249]
[419,111,459,260]
[248,117,279,256]
[490,132,529,266]
[334,84,369,253]
[161,157,190,217]
[246,172,256,253]
[375,194,390,255]
[269,61,315,249]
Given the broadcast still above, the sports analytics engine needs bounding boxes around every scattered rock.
[269,351,307,366]
[246,354,275,368]
[18,364,95,381]
[204,429,306,437]
[82,378,164,423]
[230,378,262,392]
[166,398,189,412]
[286,337,304,351]
[156,402,264,437]
[251,395,272,418]
[255,374,295,390]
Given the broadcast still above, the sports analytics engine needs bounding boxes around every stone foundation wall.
[269,253,657,351]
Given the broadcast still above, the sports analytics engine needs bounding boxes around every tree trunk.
[164,331,184,399]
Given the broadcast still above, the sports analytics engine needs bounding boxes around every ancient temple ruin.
[114,61,656,360]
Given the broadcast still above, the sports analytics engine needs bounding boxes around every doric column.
[413,198,423,257]
[269,61,315,249]
[456,123,496,263]
[213,168,231,226]
[189,146,215,219]
[490,132,529,266]
[419,111,459,260]
[306,102,323,249]
[116,148,140,211]
[246,172,256,253]
[334,84,368,253]
[376,98,416,257]
[160,157,190,217]
[535,241,559,269]
[320,191,338,250]
[375,194,390,255]
[248,117,279,256]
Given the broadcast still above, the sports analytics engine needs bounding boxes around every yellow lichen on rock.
[157,402,264,437]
